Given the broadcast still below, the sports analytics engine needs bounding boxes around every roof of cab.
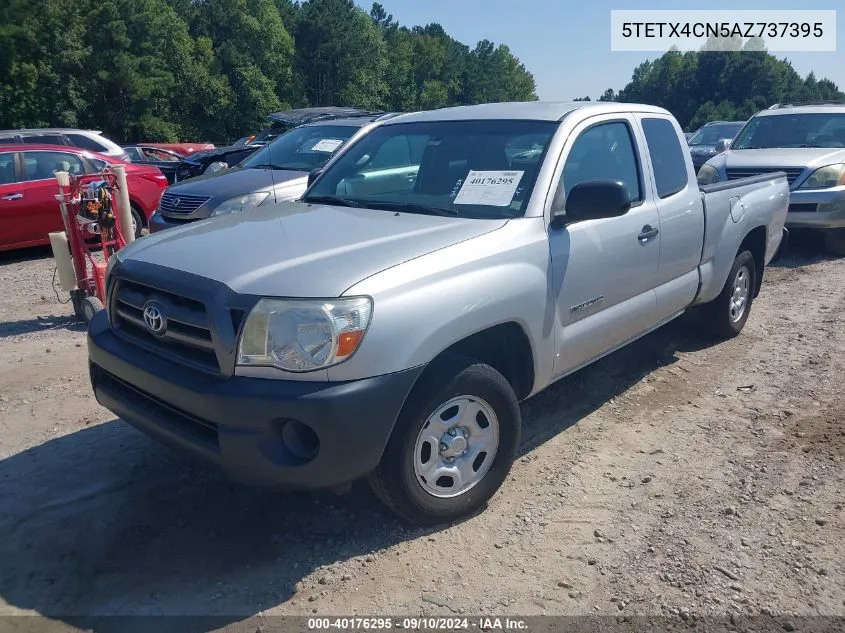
[383,101,672,124]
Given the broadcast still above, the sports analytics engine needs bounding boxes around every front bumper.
[785,187,845,229]
[87,311,424,489]
[149,211,197,233]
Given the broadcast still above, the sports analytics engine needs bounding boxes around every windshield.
[302,120,558,219]
[688,123,744,146]
[241,124,357,172]
[732,113,845,149]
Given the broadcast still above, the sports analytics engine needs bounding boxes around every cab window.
[561,121,643,203]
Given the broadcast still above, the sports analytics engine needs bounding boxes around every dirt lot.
[1,236,843,629]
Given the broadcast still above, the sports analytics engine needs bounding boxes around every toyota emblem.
[142,301,166,335]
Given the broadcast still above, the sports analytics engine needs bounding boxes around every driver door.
[548,115,661,379]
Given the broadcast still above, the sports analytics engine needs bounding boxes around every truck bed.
[694,172,790,305]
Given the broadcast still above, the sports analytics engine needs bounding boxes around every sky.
[374,0,844,101]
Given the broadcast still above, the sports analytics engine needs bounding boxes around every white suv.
[0,128,130,162]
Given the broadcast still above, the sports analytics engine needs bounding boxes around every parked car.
[139,143,215,156]
[0,144,168,251]
[686,120,746,172]
[684,132,694,142]
[172,107,384,182]
[121,145,183,183]
[149,113,398,233]
[699,101,845,255]
[0,128,130,162]
[89,101,788,524]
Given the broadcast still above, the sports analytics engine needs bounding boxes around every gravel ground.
[0,235,843,630]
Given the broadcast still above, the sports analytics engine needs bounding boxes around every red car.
[0,144,168,252]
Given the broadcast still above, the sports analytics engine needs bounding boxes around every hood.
[164,166,307,206]
[183,144,261,163]
[712,147,845,170]
[120,203,508,297]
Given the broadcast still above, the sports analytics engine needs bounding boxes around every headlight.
[105,251,121,281]
[797,164,845,190]
[210,192,270,216]
[204,161,228,175]
[237,297,373,372]
[105,252,123,312]
[697,164,722,185]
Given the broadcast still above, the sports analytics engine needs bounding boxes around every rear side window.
[66,133,110,153]
[22,134,65,146]
[641,118,688,198]
[21,151,85,181]
[0,153,16,184]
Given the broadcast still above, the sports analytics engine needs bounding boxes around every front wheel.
[368,357,521,525]
[700,249,756,340]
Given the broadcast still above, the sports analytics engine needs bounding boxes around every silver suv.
[699,101,845,254]
[0,128,129,161]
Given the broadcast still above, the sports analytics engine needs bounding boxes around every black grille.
[159,192,210,214]
[111,278,220,373]
[726,167,805,186]
[788,203,818,213]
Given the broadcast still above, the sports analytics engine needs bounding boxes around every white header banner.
[610,10,837,52]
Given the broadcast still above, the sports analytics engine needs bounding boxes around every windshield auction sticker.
[453,170,524,206]
[311,138,344,153]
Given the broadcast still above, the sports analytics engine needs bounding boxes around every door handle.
[1,193,23,201]
[638,225,659,242]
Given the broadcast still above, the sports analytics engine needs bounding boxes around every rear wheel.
[700,249,756,340]
[368,356,521,525]
[824,228,845,257]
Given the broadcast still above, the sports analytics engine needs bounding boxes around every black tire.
[130,206,144,239]
[824,228,845,257]
[700,249,756,340]
[368,356,521,526]
[81,295,104,322]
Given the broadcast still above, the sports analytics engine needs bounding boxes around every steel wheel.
[729,265,750,323]
[413,395,500,498]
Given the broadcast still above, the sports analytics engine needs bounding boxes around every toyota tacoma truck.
[699,101,845,255]
[88,102,789,525]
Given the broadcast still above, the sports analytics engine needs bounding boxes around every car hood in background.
[119,203,508,297]
[713,147,845,169]
[164,166,307,201]
[182,144,262,164]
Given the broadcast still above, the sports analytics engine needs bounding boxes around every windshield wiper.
[361,200,459,217]
[248,163,288,170]
[301,195,364,208]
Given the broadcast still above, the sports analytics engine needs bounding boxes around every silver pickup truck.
[88,102,788,525]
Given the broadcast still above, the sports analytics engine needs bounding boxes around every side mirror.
[307,168,324,187]
[551,180,632,228]
[714,138,732,153]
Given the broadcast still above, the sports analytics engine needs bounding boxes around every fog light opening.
[280,419,320,462]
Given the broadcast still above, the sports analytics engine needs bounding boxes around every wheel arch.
[738,225,767,297]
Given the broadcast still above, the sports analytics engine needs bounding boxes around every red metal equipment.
[54,169,129,322]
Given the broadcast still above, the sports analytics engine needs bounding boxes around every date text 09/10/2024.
[307,617,528,631]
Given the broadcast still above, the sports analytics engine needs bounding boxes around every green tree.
[295,0,388,109]
[612,47,844,130]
